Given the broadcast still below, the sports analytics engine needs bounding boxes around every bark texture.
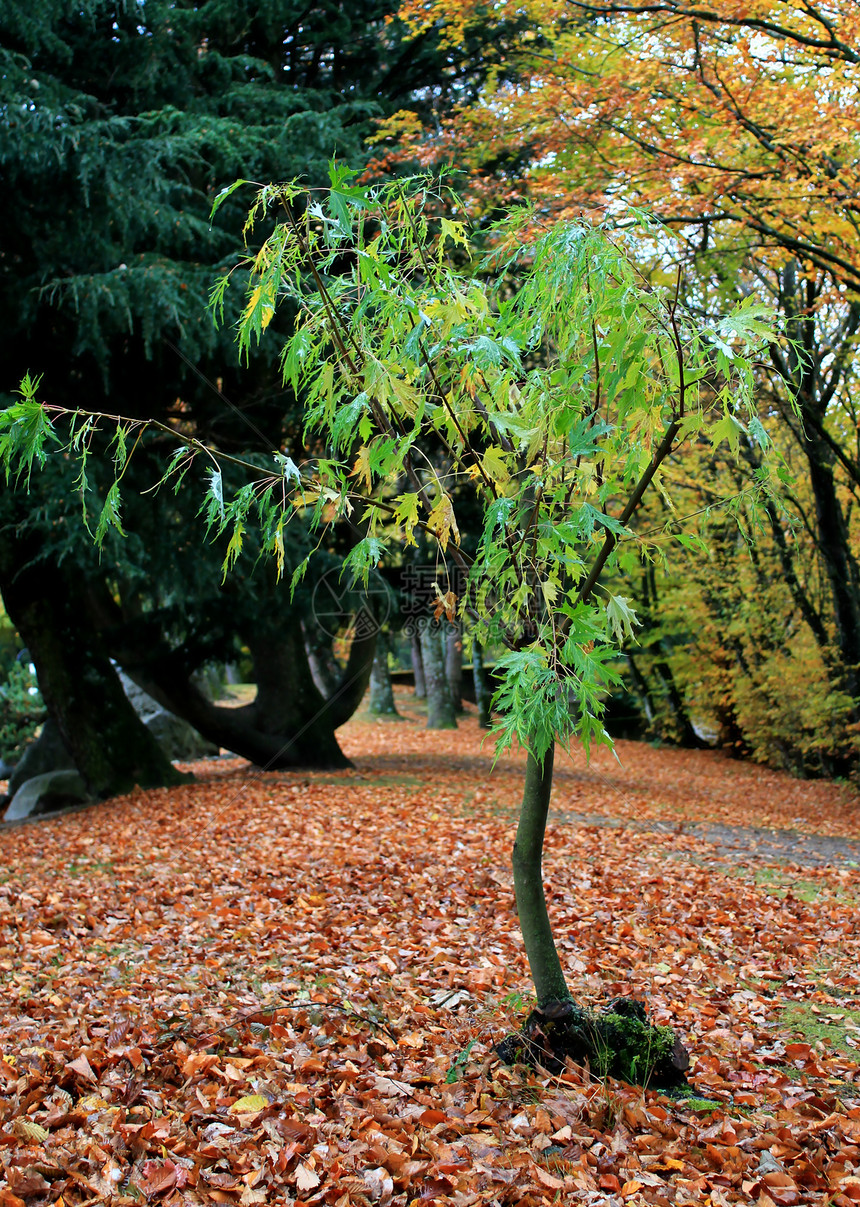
[511,745,569,1007]
[774,265,860,708]
[368,630,399,716]
[410,630,426,698]
[471,640,492,728]
[504,742,690,1088]
[445,625,463,713]
[122,624,375,769]
[419,622,457,729]
[80,566,378,770]
[0,528,185,798]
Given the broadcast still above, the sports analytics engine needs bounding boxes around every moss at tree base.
[496,996,690,1089]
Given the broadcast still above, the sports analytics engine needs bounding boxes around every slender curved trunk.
[626,652,655,725]
[500,741,689,1085]
[806,445,860,701]
[653,659,708,748]
[765,500,829,651]
[636,563,705,747]
[774,268,860,709]
[512,743,570,1007]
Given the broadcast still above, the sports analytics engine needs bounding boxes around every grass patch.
[66,859,115,877]
[458,791,514,819]
[680,1096,723,1113]
[776,1002,860,1055]
[726,865,858,905]
[666,1086,722,1112]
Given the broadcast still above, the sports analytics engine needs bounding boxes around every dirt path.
[340,692,860,870]
[545,809,860,868]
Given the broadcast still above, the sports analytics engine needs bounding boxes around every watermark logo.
[311,567,391,639]
[311,562,546,639]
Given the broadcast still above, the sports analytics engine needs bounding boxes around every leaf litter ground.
[1,690,859,1206]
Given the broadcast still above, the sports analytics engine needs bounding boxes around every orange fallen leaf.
[533,1165,565,1190]
[420,1109,448,1126]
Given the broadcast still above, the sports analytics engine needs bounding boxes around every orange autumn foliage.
[390,0,860,288]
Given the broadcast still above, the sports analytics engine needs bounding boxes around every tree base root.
[495,996,690,1089]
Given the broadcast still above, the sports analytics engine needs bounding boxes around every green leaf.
[94,481,126,546]
[481,446,512,486]
[710,413,745,454]
[439,216,469,253]
[605,594,639,643]
[392,492,421,544]
[342,536,386,586]
[222,520,245,579]
[0,382,59,487]
[210,178,251,219]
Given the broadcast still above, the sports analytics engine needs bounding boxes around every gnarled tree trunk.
[87,574,377,770]
[0,516,185,798]
[123,624,375,769]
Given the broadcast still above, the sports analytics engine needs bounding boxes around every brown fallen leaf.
[65,1054,97,1083]
[137,1158,180,1197]
[2,706,860,1207]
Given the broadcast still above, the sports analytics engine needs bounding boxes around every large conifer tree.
[0,0,497,786]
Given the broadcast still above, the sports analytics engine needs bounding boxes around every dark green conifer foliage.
[0,0,505,786]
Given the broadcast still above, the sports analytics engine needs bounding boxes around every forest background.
[3,0,860,789]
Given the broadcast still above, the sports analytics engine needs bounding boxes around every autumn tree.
[392,0,860,276]
[4,172,782,1080]
[386,0,860,760]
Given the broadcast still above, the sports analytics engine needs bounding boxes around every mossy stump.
[496,996,690,1089]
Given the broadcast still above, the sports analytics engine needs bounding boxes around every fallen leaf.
[229,1094,269,1114]
[295,1163,320,1191]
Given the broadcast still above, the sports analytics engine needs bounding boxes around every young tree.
[3,173,780,1081]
